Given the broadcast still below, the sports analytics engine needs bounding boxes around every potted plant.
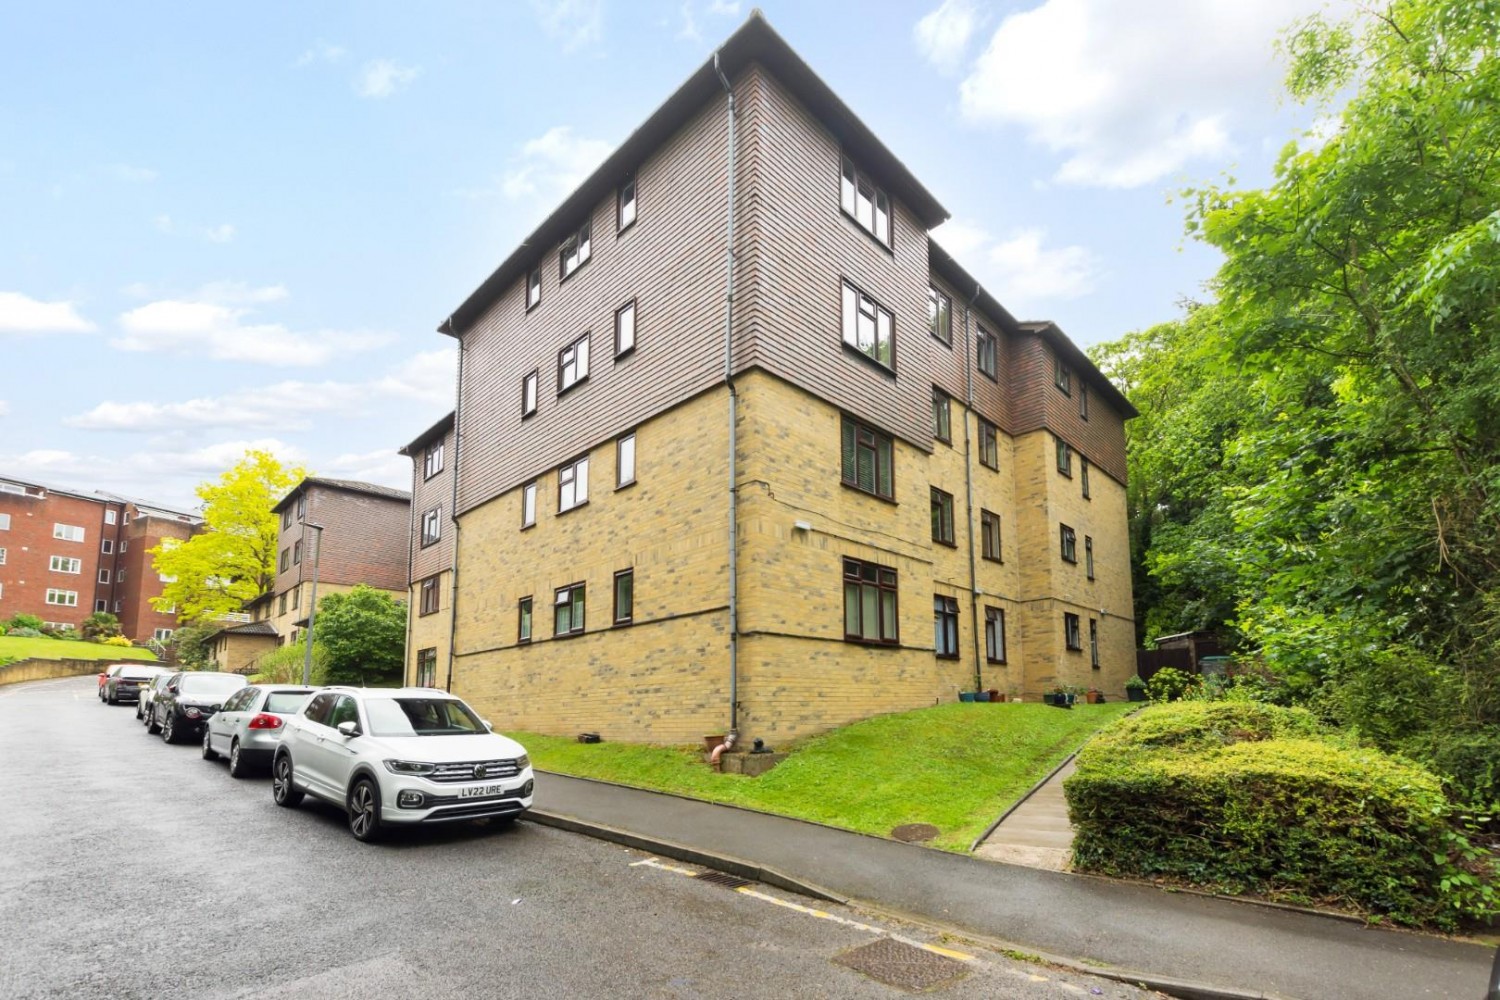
[1046,685,1072,709]
[959,691,976,703]
[1085,687,1102,704]
[988,688,1003,703]
[1125,674,1148,702]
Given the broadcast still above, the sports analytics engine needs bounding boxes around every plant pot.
[988,689,1002,702]
[974,691,990,702]
[1085,690,1101,704]
[958,692,976,703]
[1127,689,1147,702]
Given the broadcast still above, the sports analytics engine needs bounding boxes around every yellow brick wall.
[406,570,452,687]
[211,632,278,675]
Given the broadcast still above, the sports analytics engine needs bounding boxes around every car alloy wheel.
[162,714,176,744]
[272,754,303,808]
[347,779,382,843]
[228,740,247,779]
[201,729,218,761]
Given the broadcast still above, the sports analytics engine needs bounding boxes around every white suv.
[271,686,534,842]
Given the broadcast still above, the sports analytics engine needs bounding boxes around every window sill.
[840,481,898,506]
[611,619,633,629]
[935,653,960,661]
[520,522,535,532]
[933,539,957,549]
[844,637,902,648]
[418,609,440,618]
[982,555,1003,565]
[526,300,541,315]
[522,410,537,421]
[557,500,590,516]
[986,658,1007,665]
[553,630,586,640]
[979,368,998,383]
[557,375,590,398]
[614,346,636,363]
[930,333,953,350]
[559,258,592,285]
[615,480,636,492]
[840,209,895,256]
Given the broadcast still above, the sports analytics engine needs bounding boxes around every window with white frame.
[841,280,893,368]
[113,600,122,613]
[46,589,79,607]
[154,628,174,642]
[53,523,84,542]
[558,334,590,393]
[424,441,444,479]
[421,506,441,547]
[558,456,589,512]
[839,154,891,247]
[98,569,110,584]
[94,599,107,613]
[105,510,117,525]
[526,266,542,310]
[618,178,637,231]
[0,547,5,564]
[101,538,113,554]
[616,433,636,488]
[121,540,128,553]
[928,287,951,346]
[559,220,592,279]
[0,513,9,530]
[523,369,539,417]
[615,299,636,357]
[521,481,537,528]
[50,555,82,574]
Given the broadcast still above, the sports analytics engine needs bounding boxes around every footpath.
[530,771,1493,1000]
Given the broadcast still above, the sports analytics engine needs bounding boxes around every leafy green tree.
[166,619,218,670]
[81,612,122,641]
[4,613,46,633]
[151,450,308,622]
[312,585,406,686]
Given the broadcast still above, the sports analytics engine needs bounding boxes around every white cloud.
[958,0,1332,187]
[153,214,173,233]
[915,0,982,72]
[497,126,612,205]
[112,287,393,366]
[677,1,702,43]
[532,0,604,52]
[0,400,9,417]
[0,291,97,334]
[324,448,410,490]
[707,0,740,14]
[203,223,236,243]
[356,59,421,99]
[109,163,158,183]
[932,219,1098,309]
[296,41,347,67]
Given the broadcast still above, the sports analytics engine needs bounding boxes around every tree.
[313,585,406,686]
[166,619,218,670]
[81,612,122,641]
[151,450,308,622]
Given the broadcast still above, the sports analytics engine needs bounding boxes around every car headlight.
[383,759,437,776]
[515,754,530,770]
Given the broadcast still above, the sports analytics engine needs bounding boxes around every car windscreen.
[179,674,246,697]
[264,691,313,714]
[364,698,485,737]
[121,668,160,680]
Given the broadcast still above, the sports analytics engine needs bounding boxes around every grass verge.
[519,701,1133,851]
[0,635,157,662]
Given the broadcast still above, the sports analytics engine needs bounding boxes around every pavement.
[974,756,1077,871]
[529,771,1496,1000]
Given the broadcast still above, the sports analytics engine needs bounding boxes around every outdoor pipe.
[714,49,740,735]
[710,731,738,771]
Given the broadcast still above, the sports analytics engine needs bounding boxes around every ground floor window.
[554,583,586,636]
[416,647,437,687]
[985,606,1006,663]
[1064,612,1082,651]
[1090,618,1100,668]
[934,595,959,659]
[518,597,533,643]
[843,558,898,644]
[613,569,634,625]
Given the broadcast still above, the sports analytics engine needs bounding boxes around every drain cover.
[834,938,967,991]
[694,870,753,890]
[891,823,940,843]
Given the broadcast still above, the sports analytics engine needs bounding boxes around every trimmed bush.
[1067,702,1479,928]
[100,636,134,647]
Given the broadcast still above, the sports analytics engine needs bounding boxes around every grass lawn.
[518,701,1134,852]
[0,635,157,665]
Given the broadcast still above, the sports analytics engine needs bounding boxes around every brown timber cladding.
[409,425,455,584]
[1010,335,1127,484]
[274,486,410,597]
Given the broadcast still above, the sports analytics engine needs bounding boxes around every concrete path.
[974,757,1076,871]
[529,771,1495,1000]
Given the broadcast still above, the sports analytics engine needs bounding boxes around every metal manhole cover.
[891,823,940,843]
[694,870,753,890]
[834,938,967,992]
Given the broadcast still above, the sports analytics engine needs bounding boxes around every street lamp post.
[301,522,324,686]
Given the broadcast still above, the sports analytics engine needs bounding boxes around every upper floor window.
[928,287,951,346]
[839,154,891,247]
[420,575,440,616]
[523,369,539,418]
[617,433,636,488]
[1079,383,1089,420]
[0,547,6,564]
[841,280,893,369]
[1056,437,1073,477]
[526,266,542,310]
[105,510,117,525]
[424,442,444,480]
[981,510,1002,562]
[1060,523,1077,563]
[559,220,592,280]
[120,540,128,553]
[1085,536,1095,579]
[279,548,290,572]
[50,555,82,574]
[618,178,637,232]
[1090,618,1100,667]
[558,456,589,513]
[0,513,9,530]
[522,481,537,528]
[844,557,898,645]
[931,387,951,444]
[46,589,78,607]
[841,417,894,500]
[421,506,441,547]
[930,487,955,545]
[977,327,997,380]
[554,582,586,636]
[296,496,306,519]
[282,509,292,529]
[1054,355,1072,395]
[101,538,113,554]
[558,334,590,394]
[53,523,84,542]
[615,299,636,358]
[293,540,302,565]
[979,420,999,470]
[1081,459,1091,499]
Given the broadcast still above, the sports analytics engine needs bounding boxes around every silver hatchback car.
[202,684,316,777]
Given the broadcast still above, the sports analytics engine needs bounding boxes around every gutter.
[714,51,740,736]
[962,284,984,694]
[446,318,464,693]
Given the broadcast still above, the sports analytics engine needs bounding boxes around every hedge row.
[1065,702,1464,927]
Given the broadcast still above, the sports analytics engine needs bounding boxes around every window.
[49,556,81,574]
[1085,536,1095,580]
[526,266,542,310]
[120,540,127,553]
[554,583,585,636]
[46,589,78,607]
[98,569,110,584]
[615,299,636,358]
[154,628,174,643]
[981,510,1002,562]
[118,568,126,581]
[522,369,539,417]
[113,600,122,613]
[928,287,951,346]
[1065,612,1082,651]
[618,178,637,232]
[928,387,951,444]
[424,442,444,479]
[843,558,898,644]
[518,597,533,643]
[279,548,290,572]
[417,648,438,687]
[420,575,440,616]
[616,433,636,488]
[613,569,634,625]
[421,506,442,547]
[278,593,287,615]
[559,219,592,279]
[0,547,5,564]
[985,606,1006,663]
[1056,437,1072,477]
[291,588,299,610]
[839,154,891,247]
[282,508,292,529]
[94,599,107,613]
[296,496,306,519]
[977,419,999,470]
[558,456,589,512]
[101,539,113,554]
[930,487,955,545]
[293,540,302,565]
[1081,459,1091,499]
[53,523,84,542]
[976,327,997,380]
[1079,383,1089,421]
[1055,355,1072,395]
[558,333,590,393]
[934,595,959,659]
[1060,524,1077,563]
[841,417,894,500]
[521,481,537,527]
[105,510,117,525]
[841,281,893,368]
[0,513,8,530]
[1090,619,1100,667]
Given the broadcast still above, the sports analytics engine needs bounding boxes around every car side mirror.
[336,721,360,738]
[167,685,178,694]
[482,719,494,732]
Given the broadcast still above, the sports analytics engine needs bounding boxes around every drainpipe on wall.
[403,437,417,685]
[714,50,740,736]
[445,318,464,694]
[962,284,984,694]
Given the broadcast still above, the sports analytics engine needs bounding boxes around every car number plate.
[458,783,507,799]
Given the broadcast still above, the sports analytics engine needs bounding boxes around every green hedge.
[1066,702,1471,928]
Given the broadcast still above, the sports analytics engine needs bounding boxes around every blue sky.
[0,0,1337,509]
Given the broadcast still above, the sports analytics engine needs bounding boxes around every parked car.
[150,671,248,744]
[103,664,171,705]
[272,686,534,842]
[202,684,315,777]
[97,664,130,701]
[139,672,177,725]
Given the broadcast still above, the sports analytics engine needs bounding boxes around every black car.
[138,672,177,724]
[104,664,170,705]
[150,671,248,744]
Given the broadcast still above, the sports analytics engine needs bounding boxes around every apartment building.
[399,413,455,688]
[260,478,410,647]
[0,474,201,642]
[426,14,1136,743]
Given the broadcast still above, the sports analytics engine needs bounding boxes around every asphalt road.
[0,676,1160,1000]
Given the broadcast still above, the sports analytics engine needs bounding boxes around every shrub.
[81,612,122,641]
[5,627,43,638]
[5,614,46,633]
[100,636,134,647]
[1145,666,1201,702]
[253,641,328,686]
[1067,702,1490,928]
